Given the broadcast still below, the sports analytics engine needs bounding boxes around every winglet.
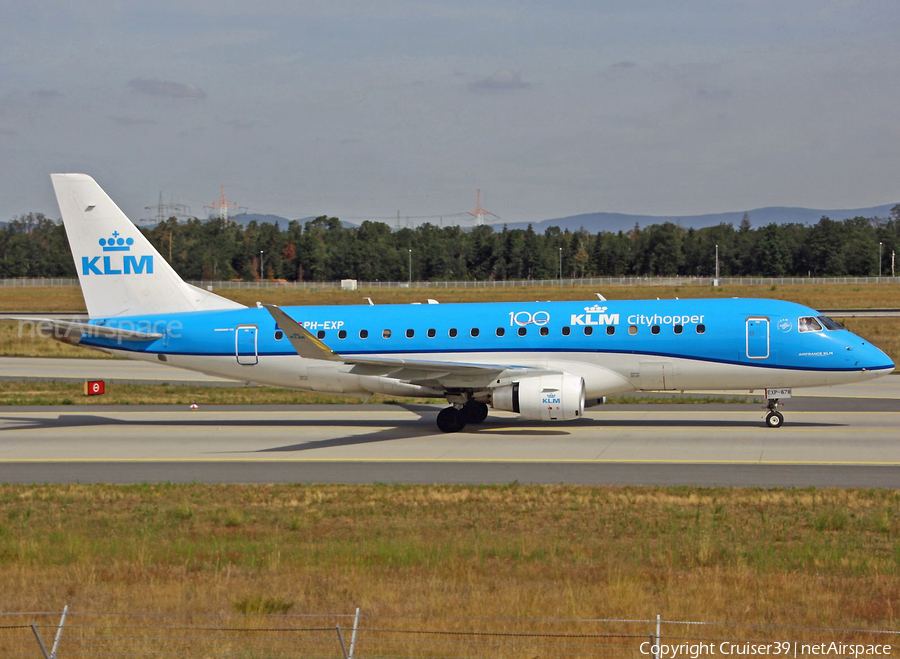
[262,304,343,362]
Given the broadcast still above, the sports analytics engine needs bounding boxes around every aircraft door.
[746,317,769,359]
[235,325,258,365]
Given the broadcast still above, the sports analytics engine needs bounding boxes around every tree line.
[2,207,899,281]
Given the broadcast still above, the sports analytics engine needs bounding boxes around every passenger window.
[518,327,527,337]
[470,328,479,337]
[449,328,458,338]
[274,330,284,341]
[606,326,615,336]
[651,325,660,335]
[799,316,823,332]
[562,326,571,336]
[540,326,549,336]
[427,328,436,338]
[317,330,326,339]
[382,329,391,339]
[338,330,347,340]
[629,326,638,335]
[674,324,683,335]
[584,326,593,336]
[496,327,505,337]
[359,329,368,339]
[696,324,705,334]
[406,329,414,338]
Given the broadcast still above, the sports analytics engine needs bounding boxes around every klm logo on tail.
[82,233,153,276]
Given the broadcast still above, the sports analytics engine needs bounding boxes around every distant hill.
[496,204,898,233]
[200,203,898,234]
[227,213,312,227]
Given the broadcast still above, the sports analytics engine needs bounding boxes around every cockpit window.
[817,315,845,331]
[798,316,823,332]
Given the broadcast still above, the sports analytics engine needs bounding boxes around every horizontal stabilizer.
[14,317,163,344]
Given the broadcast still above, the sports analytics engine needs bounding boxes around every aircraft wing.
[13,317,163,343]
[263,304,556,389]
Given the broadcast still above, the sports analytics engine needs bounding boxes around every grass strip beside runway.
[0,484,898,631]
[0,381,755,406]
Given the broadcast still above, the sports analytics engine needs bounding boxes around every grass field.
[0,484,897,628]
[0,381,751,406]
[3,282,900,311]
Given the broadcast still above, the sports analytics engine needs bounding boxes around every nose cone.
[854,337,895,375]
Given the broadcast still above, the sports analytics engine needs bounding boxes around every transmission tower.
[466,190,498,226]
[204,185,244,221]
[142,192,191,225]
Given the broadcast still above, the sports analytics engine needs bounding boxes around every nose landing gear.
[764,398,784,428]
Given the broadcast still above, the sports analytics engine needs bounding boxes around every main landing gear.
[764,398,784,428]
[436,400,488,433]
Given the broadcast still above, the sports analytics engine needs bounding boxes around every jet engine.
[490,373,585,421]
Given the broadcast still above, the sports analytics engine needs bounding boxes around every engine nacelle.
[491,373,585,421]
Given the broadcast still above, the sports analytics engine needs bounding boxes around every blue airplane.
[30,174,895,432]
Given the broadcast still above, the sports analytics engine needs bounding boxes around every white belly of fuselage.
[101,349,886,399]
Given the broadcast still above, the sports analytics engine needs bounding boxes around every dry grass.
[0,381,749,406]
[0,381,442,406]
[220,282,900,309]
[3,282,900,312]
[0,484,897,628]
[0,286,87,312]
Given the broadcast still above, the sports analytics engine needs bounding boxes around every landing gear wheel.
[461,401,489,424]
[437,406,467,433]
[765,411,784,428]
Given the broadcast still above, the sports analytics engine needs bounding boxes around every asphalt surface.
[0,392,898,487]
[1,356,897,487]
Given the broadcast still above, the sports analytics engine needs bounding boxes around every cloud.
[696,88,732,101]
[110,115,158,126]
[223,118,253,129]
[127,77,206,100]
[28,89,63,100]
[468,70,531,92]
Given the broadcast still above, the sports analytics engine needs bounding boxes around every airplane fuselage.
[79,297,894,399]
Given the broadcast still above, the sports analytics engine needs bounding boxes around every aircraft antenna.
[204,185,244,221]
[466,189,498,226]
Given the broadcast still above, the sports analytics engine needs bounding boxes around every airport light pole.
[408,249,412,284]
[879,242,883,277]
[714,244,719,285]
[259,250,264,281]
[558,247,562,283]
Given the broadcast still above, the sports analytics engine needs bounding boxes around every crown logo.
[99,232,134,252]
[584,304,607,313]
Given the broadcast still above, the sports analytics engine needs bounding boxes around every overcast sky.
[2,0,899,226]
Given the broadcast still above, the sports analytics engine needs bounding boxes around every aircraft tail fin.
[51,174,244,318]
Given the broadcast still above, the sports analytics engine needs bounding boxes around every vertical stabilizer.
[51,174,244,318]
